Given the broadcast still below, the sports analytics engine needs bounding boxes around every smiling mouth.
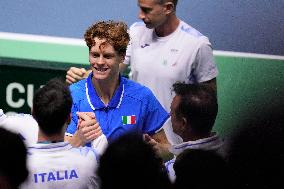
[95,67,108,72]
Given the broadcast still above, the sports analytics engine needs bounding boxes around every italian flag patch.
[122,115,136,125]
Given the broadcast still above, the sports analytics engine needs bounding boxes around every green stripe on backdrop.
[0,39,89,65]
[214,56,284,137]
[1,37,284,138]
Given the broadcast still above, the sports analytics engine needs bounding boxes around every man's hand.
[66,67,90,85]
[66,112,102,147]
[144,133,173,162]
[77,112,102,142]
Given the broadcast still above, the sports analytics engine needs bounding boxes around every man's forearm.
[152,130,174,161]
[64,132,86,147]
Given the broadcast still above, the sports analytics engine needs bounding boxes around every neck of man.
[93,75,120,105]
[37,129,65,143]
[155,14,179,37]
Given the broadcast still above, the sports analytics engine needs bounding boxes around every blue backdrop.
[0,0,283,55]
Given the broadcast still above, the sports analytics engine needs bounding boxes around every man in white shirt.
[20,78,100,189]
[0,109,38,146]
[66,0,218,145]
[0,110,106,154]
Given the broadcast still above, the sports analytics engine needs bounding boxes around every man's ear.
[119,53,126,63]
[181,117,188,130]
[164,2,175,15]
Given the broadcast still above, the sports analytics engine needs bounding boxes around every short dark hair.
[32,78,72,136]
[156,0,178,9]
[98,134,172,189]
[172,83,218,134]
[0,128,28,188]
[84,20,130,56]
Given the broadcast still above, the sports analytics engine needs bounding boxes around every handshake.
[66,112,107,154]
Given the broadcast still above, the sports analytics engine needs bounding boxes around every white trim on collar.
[85,82,95,111]
[85,82,124,110]
[116,84,124,109]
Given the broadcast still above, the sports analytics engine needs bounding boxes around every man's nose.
[138,10,145,20]
[97,56,105,64]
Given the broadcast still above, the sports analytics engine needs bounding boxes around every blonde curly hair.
[84,20,130,56]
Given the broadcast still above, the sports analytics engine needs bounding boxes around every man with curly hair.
[65,21,170,159]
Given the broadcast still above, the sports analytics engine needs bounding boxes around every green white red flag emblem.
[122,115,136,125]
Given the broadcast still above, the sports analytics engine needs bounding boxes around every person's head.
[0,128,28,189]
[138,0,178,29]
[32,78,72,137]
[173,149,232,189]
[170,83,218,140]
[227,104,284,188]
[84,20,130,81]
[98,133,172,189]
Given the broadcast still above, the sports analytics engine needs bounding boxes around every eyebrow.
[103,52,116,56]
[137,2,152,11]
[90,49,116,56]
[141,7,152,13]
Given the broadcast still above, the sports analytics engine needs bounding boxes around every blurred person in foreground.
[227,104,284,189]
[0,128,28,189]
[173,149,232,189]
[98,133,172,189]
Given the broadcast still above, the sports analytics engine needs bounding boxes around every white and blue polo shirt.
[21,142,99,189]
[165,133,224,182]
[66,74,169,145]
